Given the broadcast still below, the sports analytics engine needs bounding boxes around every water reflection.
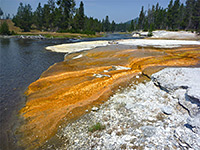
[0,38,10,47]
[0,37,65,150]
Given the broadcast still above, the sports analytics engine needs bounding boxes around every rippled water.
[0,38,66,150]
[0,34,135,150]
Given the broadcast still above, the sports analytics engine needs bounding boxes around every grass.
[88,122,105,132]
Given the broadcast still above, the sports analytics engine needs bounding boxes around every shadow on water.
[0,34,135,149]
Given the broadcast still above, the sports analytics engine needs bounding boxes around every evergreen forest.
[1,0,200,34]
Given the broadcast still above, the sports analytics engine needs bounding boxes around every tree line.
[136,0,200,33]
[1,0,199,35]
[11,0,119,34]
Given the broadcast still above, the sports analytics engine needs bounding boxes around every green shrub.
[0,22,10,35]
[88,122,105,132]
[147,31,153,37]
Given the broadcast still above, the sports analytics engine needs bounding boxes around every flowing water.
[0,34,135,150]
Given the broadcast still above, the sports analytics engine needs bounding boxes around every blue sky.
[1,0,186,23]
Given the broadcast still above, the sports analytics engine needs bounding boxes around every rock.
[140,126,156,137]
[151,68,200,117]
[93,74,111,78]
[187,113,200,134]
[187,86,200,104]
[111,65,131,71]
[92,107,99,111]
[72,54,83,59]
[161,106,173,115]
[179,99,199,117]
[19,35,45,39]
[108,41,119,45]
[151,68,200,94]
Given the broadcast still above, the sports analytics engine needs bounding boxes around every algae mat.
[19,45,200,149]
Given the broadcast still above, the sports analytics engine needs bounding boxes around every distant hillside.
[125,17,139,24]
[0,19,22,32]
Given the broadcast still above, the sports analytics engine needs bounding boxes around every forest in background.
[0,0,200,35]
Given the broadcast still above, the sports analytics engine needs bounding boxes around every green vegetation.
[5,0,200,35]
[12,3,33,32]
[88,122,105,132]
[12,0,116,34]
[137,0,200,33]
[0,22,10,35]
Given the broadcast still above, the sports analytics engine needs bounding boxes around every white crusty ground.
[117,39,200,48]
[52,68,200,150]
[46,39,200,53]
[151,30,199,40]
[46,41,109,53]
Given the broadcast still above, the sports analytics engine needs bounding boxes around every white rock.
[161,106,173,115]
[92,107,99,111]
[72,54,83,59]
[112,65,131,71]
[93,74,111,78]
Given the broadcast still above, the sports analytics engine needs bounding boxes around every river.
[0,33,135,150]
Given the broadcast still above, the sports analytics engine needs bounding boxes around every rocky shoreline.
[53,68,200,150]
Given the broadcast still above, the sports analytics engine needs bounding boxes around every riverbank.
[54,67,200,150]
[18,39,200,149]
[0,19,102,39]
[0,32,101,40]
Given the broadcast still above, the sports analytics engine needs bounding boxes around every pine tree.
[179,4,186,29]
[138,6,145,30]
[57,0,76,29]
[154,3,160,29]
[111,20,116,32]
[48,0,56,30]
[79,1,85,30]
[42,4,51,30]
[104,16,110,32]
[192,0,200,33]
[34,3,43,30]
[167,0,174,30]
[13,3,33,32]
[130,20,135,31]
[184,0,196,30]
[172,0,180,29]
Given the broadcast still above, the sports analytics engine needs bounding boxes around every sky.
[0,0,186,23]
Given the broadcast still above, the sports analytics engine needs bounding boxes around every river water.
[0,34,135,150]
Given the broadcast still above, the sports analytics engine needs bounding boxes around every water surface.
[0,38,66,150]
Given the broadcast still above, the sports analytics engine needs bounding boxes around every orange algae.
[19,45,200,149]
